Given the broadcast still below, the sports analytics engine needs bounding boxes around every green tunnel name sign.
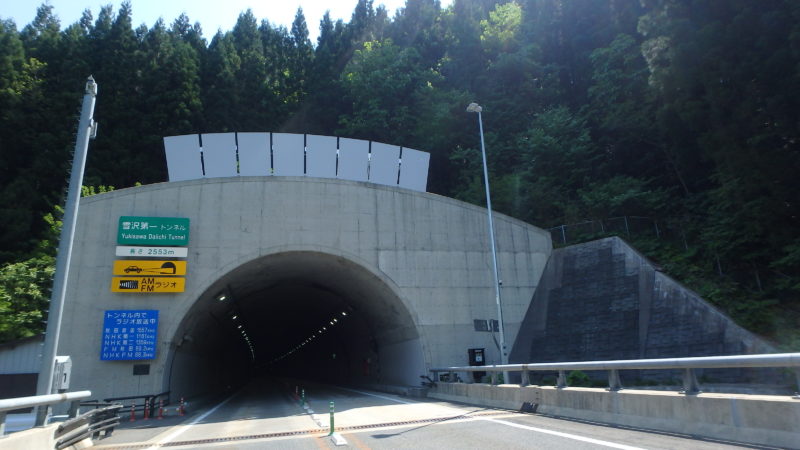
[118,216,190,246]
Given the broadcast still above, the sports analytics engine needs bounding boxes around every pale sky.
[3,0,453,42]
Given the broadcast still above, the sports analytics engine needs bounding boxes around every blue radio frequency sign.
[101,310,158,360]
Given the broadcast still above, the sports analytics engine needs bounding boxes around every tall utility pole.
[36,76,97,424]
[466,102,508,382]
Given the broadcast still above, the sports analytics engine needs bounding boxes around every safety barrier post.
[556,370,567,389]
[179,397,185,416]
[157,399,163,419]
[301,389,305,407]
[129,403,136,422]
[328,401,334,436]
[143,399,150,420]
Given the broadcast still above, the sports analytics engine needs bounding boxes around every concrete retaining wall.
[429,382,800,448]
[511,237,780,384]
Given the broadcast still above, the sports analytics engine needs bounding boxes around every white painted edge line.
[480,417,646,450]
[337,386,483,416]
[145,392,238,449]
[335,387,415,405]
[336,386,642,448]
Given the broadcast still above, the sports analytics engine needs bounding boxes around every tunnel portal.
[168,250,422,397]
[56,176,550,401]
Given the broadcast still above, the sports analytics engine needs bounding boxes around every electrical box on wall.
[52,356,72,392]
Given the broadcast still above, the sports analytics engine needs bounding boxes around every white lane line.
[145,392,238,449]
[335,387,415,404]
[480,417,647,450]
[339,386,642,448]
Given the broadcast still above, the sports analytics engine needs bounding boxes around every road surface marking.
[145,391,238,449]
[336,387,415,404]
[342,388,645,450]
[481,417,647,450]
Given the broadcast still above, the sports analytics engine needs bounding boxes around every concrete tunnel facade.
[56,176,551,401]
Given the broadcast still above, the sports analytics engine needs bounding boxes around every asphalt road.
[90,379,763,449]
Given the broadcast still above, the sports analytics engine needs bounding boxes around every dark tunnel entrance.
[164,251,425,399]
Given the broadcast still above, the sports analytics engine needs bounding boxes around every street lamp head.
[85,75,98,96]
[466,103,482,113]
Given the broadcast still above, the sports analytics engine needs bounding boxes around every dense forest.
[0,0,798,349]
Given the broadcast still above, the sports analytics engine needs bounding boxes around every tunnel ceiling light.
[341,311,347,316]
[217,294,227,302]
[232,315,238,320]
[237,325,242,328]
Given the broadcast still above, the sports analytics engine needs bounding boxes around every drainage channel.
[95,410,511,449]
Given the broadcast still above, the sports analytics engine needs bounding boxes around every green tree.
[0,255,55,342]
[389,0,445,67]
[517,106,598,224]
[338,39,439,144]
[305,12,348,134]
[480,1,522,56]
[20,3,61,63]
[440,0,490,91]
[203,31,241,131]
[290,7,313,95]
[0,19,50,263]
[231,10,270,129]
[579,176,668,220]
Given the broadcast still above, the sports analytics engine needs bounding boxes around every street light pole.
[467,103,508,380]
[35,76,97,424]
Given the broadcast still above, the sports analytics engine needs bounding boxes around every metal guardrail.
[104,390,170,419]
[430,353,800,396]
[54,404,123,449]
[0,390,91,436]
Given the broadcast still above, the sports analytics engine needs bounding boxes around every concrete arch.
[56,176,550,401]
[164,242,424,348]
[164,247,428,398]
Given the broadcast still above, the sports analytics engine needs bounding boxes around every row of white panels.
[164,133,430,192]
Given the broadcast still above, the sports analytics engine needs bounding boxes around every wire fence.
[548,216,690,248]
